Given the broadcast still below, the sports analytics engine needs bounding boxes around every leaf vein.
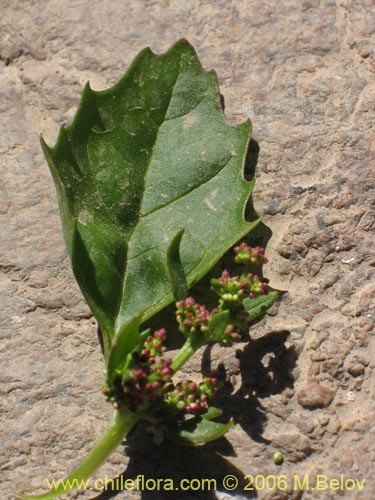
[113,52,184,333]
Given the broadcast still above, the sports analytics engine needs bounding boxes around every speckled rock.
[271,433,313,463]
[297,383,336,409]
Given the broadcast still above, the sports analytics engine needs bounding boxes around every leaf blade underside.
[41,40,257,361]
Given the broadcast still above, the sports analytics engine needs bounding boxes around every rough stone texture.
[1,1,374,499]
[297,383,335,409]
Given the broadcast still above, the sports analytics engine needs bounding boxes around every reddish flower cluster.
[103,243,272,416]
[176,295,241,346]
[141,328,168,357]
[211,269,268,304]
[103,243,274,419]
[234,243,268,267]
[103,326,220,417]
[103,329,174,412]
[176,296,218,336]
[166,377,218,414]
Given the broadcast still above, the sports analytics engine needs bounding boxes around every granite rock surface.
[1,1,374,499]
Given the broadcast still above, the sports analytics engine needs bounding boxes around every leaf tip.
[166,38,203,66]
[171,38,195,52]
[166,228,188,301]
[39,133,50,152]
[243,117,252,133]
[82,80,96,98]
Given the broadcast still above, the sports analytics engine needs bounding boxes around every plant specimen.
[16,40,277,499]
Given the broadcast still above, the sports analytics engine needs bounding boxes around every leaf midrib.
[113,52,184,334]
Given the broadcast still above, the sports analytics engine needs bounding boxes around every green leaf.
[167,414,233,445]
[41,39,257,361]
[166,229,188,301]
[200,406,223,420]
[243,291,278,322]
[207,310,230,342]
[106,314,142,383]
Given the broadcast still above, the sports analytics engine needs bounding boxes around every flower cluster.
[103,329,174,413]
[103,328,219,417]
[234,243,268,268]
[175,294,242,346]
[176,296,217,336]
[217,323,242,347]
[211,269,268,305]
[142,328,168,357]
[104,244,272,418]
[166,377,218,414]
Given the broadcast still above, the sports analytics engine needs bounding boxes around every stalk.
[171,336,206,372]
[14,408,137,500]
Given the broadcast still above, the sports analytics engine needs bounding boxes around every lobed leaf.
[41,40,258,361]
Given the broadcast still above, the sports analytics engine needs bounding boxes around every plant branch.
[171,336,206,372]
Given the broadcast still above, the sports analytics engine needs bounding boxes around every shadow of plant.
[92,431,257,499]
[203,329,297,443]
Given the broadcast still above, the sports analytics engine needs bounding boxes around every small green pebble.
[273,451,283,465]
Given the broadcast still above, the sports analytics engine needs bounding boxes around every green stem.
[14,408,137,500]
[171,336,206,372]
